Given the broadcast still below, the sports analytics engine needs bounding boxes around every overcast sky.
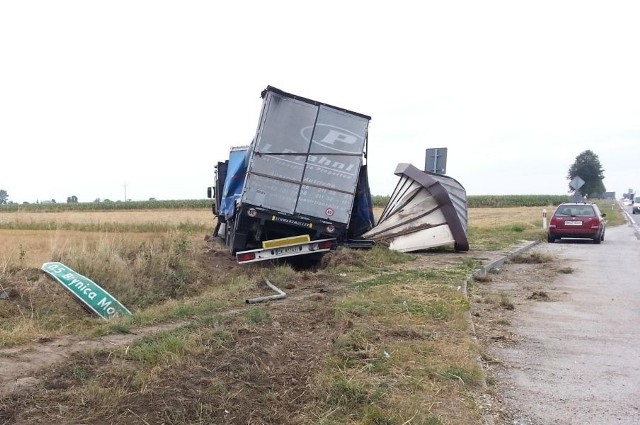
[1,1,639,203]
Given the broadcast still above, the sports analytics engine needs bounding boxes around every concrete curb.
[474,240,541,278]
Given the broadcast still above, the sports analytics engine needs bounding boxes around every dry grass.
[0,209,215,269]
[0,229,175,269]
[306,263,484,424]
[1,226,487,424]
[509,252,553,264]
[467,206,549,250]
[0,209,212,227]
[0,205,566,424]
[468,206,548,226]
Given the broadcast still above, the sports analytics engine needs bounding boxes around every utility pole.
[124,184,127,202]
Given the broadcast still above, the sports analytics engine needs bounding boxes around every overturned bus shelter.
[364,163,469,252]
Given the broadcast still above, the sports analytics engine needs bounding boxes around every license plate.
[274,246,303,255]
[565,220,583,225]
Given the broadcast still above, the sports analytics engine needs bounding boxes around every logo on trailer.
[301,124,364,154]
[325,208,334,217]
[247,208,257,217]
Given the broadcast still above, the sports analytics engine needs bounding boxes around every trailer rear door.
[242,87,370,225]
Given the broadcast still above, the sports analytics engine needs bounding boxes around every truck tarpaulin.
[210,86,375,262]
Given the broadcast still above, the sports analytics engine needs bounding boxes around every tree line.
[0,190,83,205]
[0,150,608,206]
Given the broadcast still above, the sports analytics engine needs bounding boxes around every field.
[0,201,624,424]
[0,209,213,268]
[0,205,553,269]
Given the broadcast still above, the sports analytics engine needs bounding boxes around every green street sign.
[41,262,132,320]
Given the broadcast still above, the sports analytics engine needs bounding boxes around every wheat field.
[0,206,554,268]
[0,209,215,268]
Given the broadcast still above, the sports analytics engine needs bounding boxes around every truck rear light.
[318,240,334,250]
[237,252,256,262]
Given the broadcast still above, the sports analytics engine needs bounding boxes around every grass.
[1,202,628,424]
[467,195,570,208]
[312,263,483,424]
[0,230,256,346]
[466,200,627,250]
[0,205,569,347]
[593,200,626,226]
[0,228,487,424]
[0,209,215,269]
[499,293,515,310]
[0,199,212,212]
[509,252,553,264]
[467,206,548,250]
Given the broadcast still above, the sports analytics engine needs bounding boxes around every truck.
[208,86,375,264]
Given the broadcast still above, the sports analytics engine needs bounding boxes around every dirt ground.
[0,237,546,424]
[0,240,347,424]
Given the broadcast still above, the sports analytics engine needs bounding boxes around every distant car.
[547,202,606,244]
[633,197,640,214]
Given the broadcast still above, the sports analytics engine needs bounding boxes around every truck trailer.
[209,86,375,264]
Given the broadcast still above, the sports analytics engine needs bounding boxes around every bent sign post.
[41,262,132,320]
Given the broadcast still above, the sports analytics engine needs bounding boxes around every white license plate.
[274,246,303,255]
[565,220,583,225]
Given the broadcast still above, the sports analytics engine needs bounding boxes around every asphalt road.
[495,206,640,424]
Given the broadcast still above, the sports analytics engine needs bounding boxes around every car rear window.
[555,206,596,217]
[575,207,595,217]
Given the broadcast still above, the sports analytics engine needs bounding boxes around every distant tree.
[66,195,78,203]
[0,189,8,204]
[51,199,56,204]
[103,199,112,203]
[567,150,606,198]
[94,198,101,203]
[149,197,157,201]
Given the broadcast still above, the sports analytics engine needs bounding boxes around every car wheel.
[601,231,605,241]
[547,234,555,243]
[594,236,601,244]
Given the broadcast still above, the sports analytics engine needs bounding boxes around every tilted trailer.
[208,86,375,264]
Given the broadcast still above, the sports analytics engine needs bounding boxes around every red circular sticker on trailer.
[325,208,334,217]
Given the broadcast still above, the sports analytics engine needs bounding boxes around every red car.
[547,202,606,244]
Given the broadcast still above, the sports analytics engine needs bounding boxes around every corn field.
[0,199,212,212]
[0,194,577,213]
[467,195,570,208]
